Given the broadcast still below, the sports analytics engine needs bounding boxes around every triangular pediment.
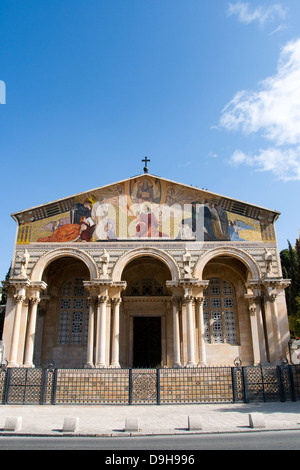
[13,173,279,245]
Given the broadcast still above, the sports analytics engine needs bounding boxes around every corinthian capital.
[29,297,40,306]
[98,295,109,304]
[14,294,26,304]
[184,295,194,303]
[264,293,277,303]
[249,307,256,316]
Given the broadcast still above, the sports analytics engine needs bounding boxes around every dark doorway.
[133,317,161,368]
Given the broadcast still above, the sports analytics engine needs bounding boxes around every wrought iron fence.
[159,367,234,404]
[0,364,300,405]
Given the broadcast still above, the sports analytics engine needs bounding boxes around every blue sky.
[1,0,300,281]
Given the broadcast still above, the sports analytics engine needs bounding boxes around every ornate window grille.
[203,277,238,345]
[129,278,165,296]
[58,278,89,345]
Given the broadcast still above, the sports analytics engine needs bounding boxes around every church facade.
[2,171,291,370]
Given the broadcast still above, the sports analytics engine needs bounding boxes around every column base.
[7,362,20,368]
[198,362,208,367]
[110,363,121,369]
[95,363,107,369]
[172,362,183,368]
[186,361,198,368]
[22,363,35,368]
[84,363,95,369]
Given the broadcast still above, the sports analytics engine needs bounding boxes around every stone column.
[263,294,276,363]
[23,296,40,367]
[268,293,284,359]
[95,295,108,368]
[248,305,261,366]
[172,297,182,368]
[110,298,121,368]
[185,295,197,367]
[195,297,207,366]
[253,295,268,364]
[85,296,96,368]
[8,293,26,367]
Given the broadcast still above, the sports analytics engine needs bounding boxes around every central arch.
[116,249,176,368]
[112,247,180,282]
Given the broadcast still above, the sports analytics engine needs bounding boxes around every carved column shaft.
[172,297,182,368]
[196,297,207,366]
[96,295,109,368]
[263,293,277,363]
[248,303,261,366]
[185,295,197,367]
[8,293,26,367]
[268,293,284,359]
[110,298,121,368]
[86,297,96,368]
[253,295,268,364]
[23,297,40,367]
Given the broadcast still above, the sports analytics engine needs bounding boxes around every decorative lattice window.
[129,278,165,296]
[58,278,89,345]
[203,277,238,345]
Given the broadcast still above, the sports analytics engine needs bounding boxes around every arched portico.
[30,247,99,282]
[112,247,180,282]
[194,246,261,281]
[118,253,174,368]
[193,246,268,366]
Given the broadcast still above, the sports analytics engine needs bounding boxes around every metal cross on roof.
[142,156,150,173]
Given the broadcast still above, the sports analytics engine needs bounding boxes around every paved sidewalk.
[0,402,299,436]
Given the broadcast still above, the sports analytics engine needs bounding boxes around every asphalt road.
[0,430,300,451]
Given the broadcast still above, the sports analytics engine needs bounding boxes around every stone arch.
[30,248,99,282]
[194,246,261,281]
[112,247,180,282]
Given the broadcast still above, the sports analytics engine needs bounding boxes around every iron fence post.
[242,367,249,403]
[156,368,161,405]
[288,365,297,402]
[52,368,58,405]
[3,367,11,404]
[231,367,237,402]
[277,365,287,402]
[129,368,133,405]
[42,368,47,405]
[260,364,266,402]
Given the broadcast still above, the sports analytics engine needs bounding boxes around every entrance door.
[133,317,161,368]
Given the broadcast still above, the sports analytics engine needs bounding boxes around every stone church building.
[2,169,291,370]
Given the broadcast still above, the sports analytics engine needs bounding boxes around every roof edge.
[11,173,281,219]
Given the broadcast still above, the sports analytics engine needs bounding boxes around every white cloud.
[220,39,300,181]
[230,148,300,181]
[208,151,218,158]
[227,2,287,26]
